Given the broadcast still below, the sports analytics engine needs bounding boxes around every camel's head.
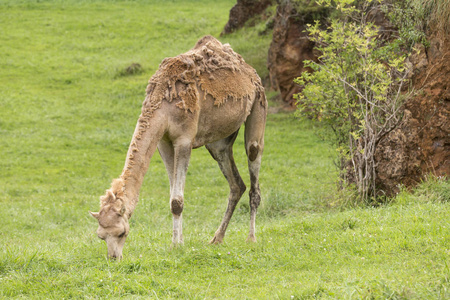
[90,180,129,260]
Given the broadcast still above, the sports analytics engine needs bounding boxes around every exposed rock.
[367,7,396,41]
[267,0,319,106]
[222,0,274,35]
[125,63,142,75]
[116,63,143,78]
[375,35,450,196]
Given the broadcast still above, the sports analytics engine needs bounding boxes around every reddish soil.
[375,34,450,195]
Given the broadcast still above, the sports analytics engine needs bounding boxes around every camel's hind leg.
[244,96,267,242]
[206,130,246,244]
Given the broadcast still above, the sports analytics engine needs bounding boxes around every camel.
[89,35,267,259]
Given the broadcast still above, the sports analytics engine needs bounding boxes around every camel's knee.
[236,178,247,197]
[238,180,247,197]
[230,181,246,201]
[249,188,261,209]
[170,196,184,216]
[248,141,261,162]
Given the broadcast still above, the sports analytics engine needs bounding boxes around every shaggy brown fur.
[144,35,263,113]
[100,178,125,205]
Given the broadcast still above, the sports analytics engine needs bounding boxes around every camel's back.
[143,36,264,116]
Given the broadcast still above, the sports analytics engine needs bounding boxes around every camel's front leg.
[170,140,192,245]
[158,139,180,245]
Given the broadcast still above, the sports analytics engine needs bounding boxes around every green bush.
[295,0,411,202]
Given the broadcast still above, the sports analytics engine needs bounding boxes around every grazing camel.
[89,36,267,259]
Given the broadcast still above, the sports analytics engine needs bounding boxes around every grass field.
[1,0,449,299]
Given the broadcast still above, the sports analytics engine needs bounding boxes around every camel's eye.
[118,231,126,238]
[97,229,106,240]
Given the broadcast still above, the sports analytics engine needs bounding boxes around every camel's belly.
[192,95,251,148]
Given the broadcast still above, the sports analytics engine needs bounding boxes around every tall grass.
[411,0,450,33]
[385,0,450,48]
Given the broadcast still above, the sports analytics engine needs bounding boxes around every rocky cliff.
[375,35,449,195]
[266,1,318,106]
[223,0,449,195]
[222,0,274,35]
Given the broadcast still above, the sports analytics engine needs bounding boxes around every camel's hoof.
[171,239,184,249]
[246,235,257,243]
[209,236,223,245]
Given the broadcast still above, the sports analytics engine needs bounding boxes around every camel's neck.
[119,107,166,217]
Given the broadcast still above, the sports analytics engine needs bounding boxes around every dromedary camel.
[90,36,267,259]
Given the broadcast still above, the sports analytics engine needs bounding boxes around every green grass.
[1,0,449,299]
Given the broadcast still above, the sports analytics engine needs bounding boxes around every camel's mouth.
[108,253,123,260]
[107,245,124,260]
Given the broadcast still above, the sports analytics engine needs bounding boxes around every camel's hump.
[144,36,262,113]
[153,35,248,81]
[193,35,222,49]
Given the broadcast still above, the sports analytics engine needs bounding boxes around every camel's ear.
[100,190,116,205]
[119,205,126,216]
[89,211,100,220]
[107,190,116,201]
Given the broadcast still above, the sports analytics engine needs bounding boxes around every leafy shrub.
[295,0,411,202]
